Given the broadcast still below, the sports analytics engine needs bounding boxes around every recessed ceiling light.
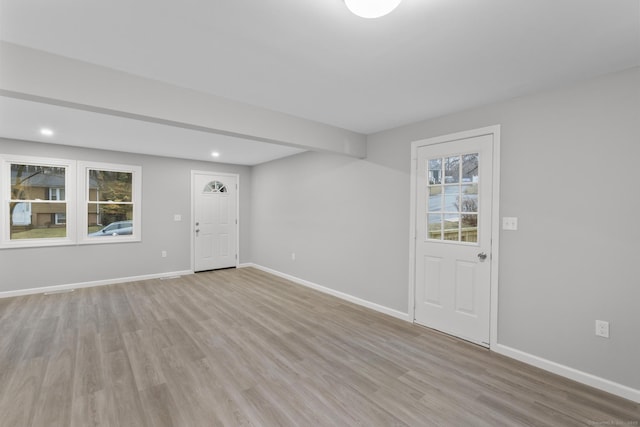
[40,128,54,137]
[345,0,402,18]
[211,151,220,158]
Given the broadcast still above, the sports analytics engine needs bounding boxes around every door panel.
[219,197,229,224]
[454,260,476,315]
[414,134,493,346]
[194,173,237,272]
[423,256,443,306]
[219,234,229,257]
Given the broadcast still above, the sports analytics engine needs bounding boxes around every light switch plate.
[503,217,518,230]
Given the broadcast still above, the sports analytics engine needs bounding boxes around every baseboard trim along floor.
[0,270,194,299]
[242,263,412,322]
[241,263,640,404]
[3,263,638,404]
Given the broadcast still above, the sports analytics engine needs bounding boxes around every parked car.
[89,220,133,237]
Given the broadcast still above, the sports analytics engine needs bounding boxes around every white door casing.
[409,126,500,348]
[193,172,238,272]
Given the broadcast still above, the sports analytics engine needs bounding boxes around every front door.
[193,172,238,272]
[414,133,494,347]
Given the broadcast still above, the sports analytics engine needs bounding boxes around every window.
[48,187,65,201]
[1,156,75,247]
[79,162,141,243]
[427,153,479,243]
[0,155,141,248]
[203,180,227,193]
[54,213,66,225]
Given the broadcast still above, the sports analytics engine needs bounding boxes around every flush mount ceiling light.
[211,151,220,158]
[40,128,54,136]
[345,0,402,18]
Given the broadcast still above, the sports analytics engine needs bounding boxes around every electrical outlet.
[174,214,182,221]
[502,217,518,230]
[161,250,167,258]
[595,320,609,338]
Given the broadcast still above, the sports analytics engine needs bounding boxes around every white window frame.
[78,161,142,244]
[0,155,142,249]
[48,187,65,201]
[0,155,76,249]
[54,212,66,225]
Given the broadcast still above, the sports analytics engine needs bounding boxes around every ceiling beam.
[0,42,366,158]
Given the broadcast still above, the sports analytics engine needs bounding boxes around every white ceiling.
[1,0,639,163]
[0,96,304,166]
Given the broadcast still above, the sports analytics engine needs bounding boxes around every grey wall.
[0,138,252,292]
[1,67,637,391]
[251,67,640,390]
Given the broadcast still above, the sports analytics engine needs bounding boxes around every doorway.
[192,171,239,272]
[409,126,500,347]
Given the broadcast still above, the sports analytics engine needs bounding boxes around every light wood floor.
[0,267,638,426]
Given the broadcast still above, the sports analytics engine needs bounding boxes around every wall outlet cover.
[595,320,610,338]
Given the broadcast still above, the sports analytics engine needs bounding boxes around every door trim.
[408,125,501,348]
[190,170,240,272]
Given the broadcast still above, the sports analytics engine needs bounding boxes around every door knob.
[477,252,487,261]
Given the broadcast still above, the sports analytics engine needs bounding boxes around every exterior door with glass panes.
[193,173,238,272]
[414,134,493,347]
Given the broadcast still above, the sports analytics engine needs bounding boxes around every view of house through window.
[87,170,134,237]
[2,156,140,248]
[9,164,67,240]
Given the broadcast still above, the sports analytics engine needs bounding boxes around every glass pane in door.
[427,153,479,243]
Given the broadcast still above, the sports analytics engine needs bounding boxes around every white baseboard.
[237,262,254,269]
[0,270,194,299]
[242,263,412,322]
[241,264,639,403]
[494,344,640,403]
[6,263,635,403]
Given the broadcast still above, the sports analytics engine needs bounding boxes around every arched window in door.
[203,180,227,193]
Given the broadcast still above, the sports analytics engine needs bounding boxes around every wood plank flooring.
[1,267,638,426]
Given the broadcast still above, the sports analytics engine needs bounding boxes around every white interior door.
[414,134,494,347]
[193,173,238,272]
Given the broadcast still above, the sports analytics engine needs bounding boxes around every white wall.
[0,138,252,292]
[251,67,640,391]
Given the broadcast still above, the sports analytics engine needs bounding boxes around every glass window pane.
[89,170,133,202]
[11,164,66,201]
[461,213,478,243]
[444,156,460,184]
[462,183,478,196]
[444,214,459,241]
[428,186,443,212]
[10,202,67,239]
[88,204,134,237]
[427,213,442,240]
[204,180,227,193]
[460,195,478,213]
[423,151,481,246]
[428,158,442,184]
[462,153,478,183]
[443,185,460,213]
